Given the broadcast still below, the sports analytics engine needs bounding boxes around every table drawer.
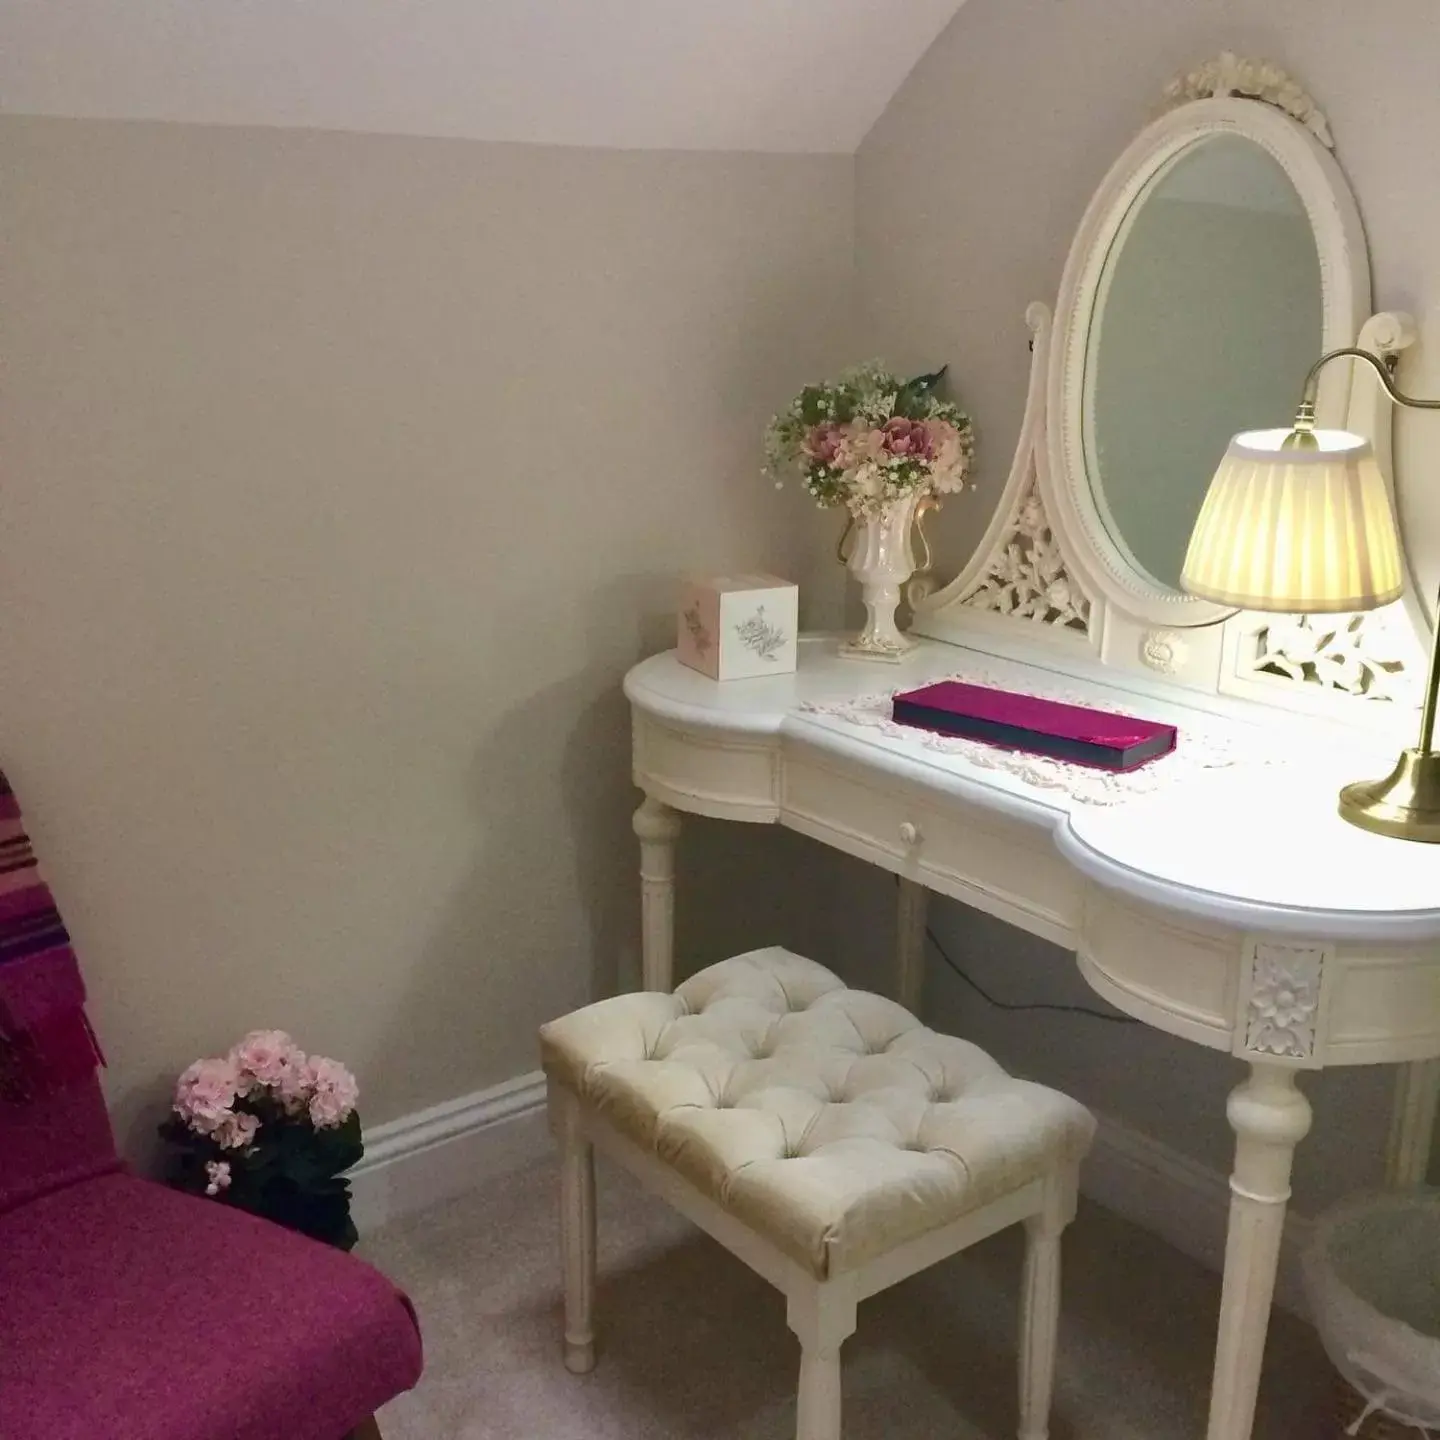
[633,713,779,821]
[781,752,1080,942]
[1077,893,1238,1050]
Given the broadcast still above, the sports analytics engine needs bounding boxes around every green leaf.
[797,385,827,425]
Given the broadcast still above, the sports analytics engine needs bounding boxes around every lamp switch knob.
[899,821,921,847]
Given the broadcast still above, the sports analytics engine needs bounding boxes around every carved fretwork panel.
[1241,608,1423,704]
[960,481,1091,633]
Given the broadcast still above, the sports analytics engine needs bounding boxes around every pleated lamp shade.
[1181,428,1405,613]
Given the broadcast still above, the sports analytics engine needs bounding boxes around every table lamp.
[1181,347,1440,841]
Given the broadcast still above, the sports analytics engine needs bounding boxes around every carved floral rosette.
[1244,943,1326,1061]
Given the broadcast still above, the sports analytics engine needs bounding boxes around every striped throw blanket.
[0,770,103,1100]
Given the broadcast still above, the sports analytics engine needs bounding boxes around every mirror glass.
[1084,135,1323,591]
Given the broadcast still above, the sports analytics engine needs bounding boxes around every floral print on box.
[676,575,798,680]
[734,606,788,661]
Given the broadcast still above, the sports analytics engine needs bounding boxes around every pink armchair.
[0,1071,422,1439]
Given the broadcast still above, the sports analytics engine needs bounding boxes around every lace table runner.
[797,665,1276,807]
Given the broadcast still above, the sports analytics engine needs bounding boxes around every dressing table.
[625,57,1440,1440]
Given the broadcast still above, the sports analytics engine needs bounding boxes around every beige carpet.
[362,1155,1330,1439]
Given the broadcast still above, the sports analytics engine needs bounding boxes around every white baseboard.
[347,1070,1313,1317]
[1087,1109,1313,1318]
[350,1070,550,1234]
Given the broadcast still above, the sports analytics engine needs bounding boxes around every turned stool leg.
[1018,1167,1078,1440]
[796,1347,843,1440]
[787,1281,858,1440]
[555,1086,597,1374]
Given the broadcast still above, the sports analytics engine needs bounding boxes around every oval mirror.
[1035,96,1369,632]
[1084,134,1323,593]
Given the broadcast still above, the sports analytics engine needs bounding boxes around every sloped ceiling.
[1,0,965,153]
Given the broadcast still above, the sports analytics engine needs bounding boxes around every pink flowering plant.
[159,1031,363,1250]
[763,361,975,520]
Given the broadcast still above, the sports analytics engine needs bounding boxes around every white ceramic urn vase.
[839,491,926,662]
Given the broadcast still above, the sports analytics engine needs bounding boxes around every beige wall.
[12,2,1436,1210]
[856,0,1440,1209]
[0,116,855,1156]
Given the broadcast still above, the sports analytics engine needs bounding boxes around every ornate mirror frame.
[911,56,1428,726]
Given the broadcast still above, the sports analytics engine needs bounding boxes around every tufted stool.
[539,947,1095,1440]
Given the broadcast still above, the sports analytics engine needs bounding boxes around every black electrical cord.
[924,924,1139,1025]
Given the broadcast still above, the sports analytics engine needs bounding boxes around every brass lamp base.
[1338,748,1440,842]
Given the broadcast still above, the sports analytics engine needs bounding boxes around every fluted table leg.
[896,877,928,1014]
[633,795,681,993]
[1204,1062,1312,1440]
[1385,1056,1440,1187]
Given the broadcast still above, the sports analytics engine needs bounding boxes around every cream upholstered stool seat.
[540,947,1095,1440]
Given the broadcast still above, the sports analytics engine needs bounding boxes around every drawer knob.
[899,821,922,847]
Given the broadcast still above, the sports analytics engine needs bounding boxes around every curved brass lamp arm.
[1294,347,1440,429]
[1294,349,1440,766]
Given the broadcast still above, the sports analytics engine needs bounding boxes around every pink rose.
[834,426,886,470]
[305,1056,359,1130]
[174,1057,240,1135]
[801,422,844,466]
[881,416,933,459]
[926,418,972,494]
[213,1110,260,1152]
[230,1029,304,1096]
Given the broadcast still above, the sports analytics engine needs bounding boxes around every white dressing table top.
[626,635,1440,944]
[1059,761,1440,942]
[627,636,1081,826]
[625,635,970,737]
[628,635,1247,810]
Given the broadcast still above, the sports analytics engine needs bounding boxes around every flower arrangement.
[159,1030,363,1250]
[763,361,975,519]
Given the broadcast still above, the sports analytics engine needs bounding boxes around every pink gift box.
[676,575,798,680]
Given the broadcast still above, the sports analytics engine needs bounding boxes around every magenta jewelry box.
[892,680,1177,772]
